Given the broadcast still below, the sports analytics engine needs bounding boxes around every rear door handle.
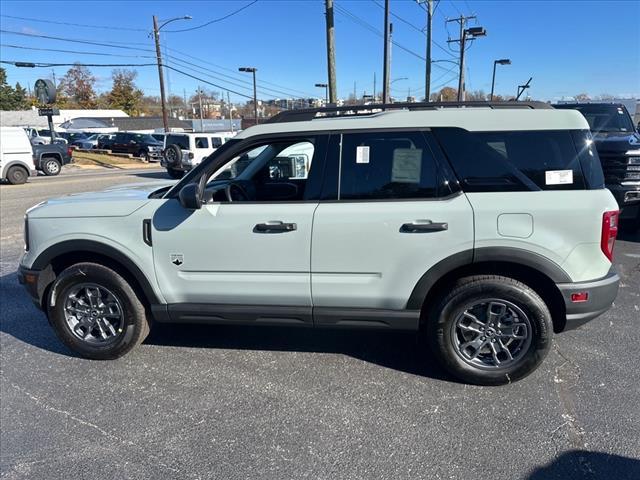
[400,220,448,233]
[254,221,297,233]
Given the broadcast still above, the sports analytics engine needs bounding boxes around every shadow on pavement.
[0,271,452,382]
[131,171,172,180]
[527,450,640,480]
[0,272,74,357]
[618,222,639,242]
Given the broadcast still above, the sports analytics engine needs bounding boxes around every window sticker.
[391,148,422,183]
[356,145,370,164]
[545,169,573,185]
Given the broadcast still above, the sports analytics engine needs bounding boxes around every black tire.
[137,149,150,162]
[6,165,29,185]
[47,263,150,360]
[167,167,184,179]
[42,157,62,176]
[426,275,552,385]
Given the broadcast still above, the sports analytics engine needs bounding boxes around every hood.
[592,131,640,154]
[27,181,173,219]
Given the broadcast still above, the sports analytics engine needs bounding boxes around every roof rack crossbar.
[266,101,552,124]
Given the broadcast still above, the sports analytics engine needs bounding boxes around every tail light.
[600,210,619,261]
[67,146,73,157]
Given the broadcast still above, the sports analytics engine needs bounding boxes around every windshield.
[559,105,635,133]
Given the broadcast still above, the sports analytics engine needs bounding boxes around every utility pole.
[516,77,532,101]
[152,15,169,132]
[51,69,56,88]
[227,91,234,132]
[447,15,485,101]
[325,0,337,104]
[198,86,204,132]
[382,0,391,104]
[373,72,376,102]
[417,0,433,101]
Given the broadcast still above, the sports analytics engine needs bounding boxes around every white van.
[1,127,36,184]
[161,131,237,178]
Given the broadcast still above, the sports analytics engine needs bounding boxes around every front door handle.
[400,220,448,233]
[254,221,297,233]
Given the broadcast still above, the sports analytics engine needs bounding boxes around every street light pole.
[152,15,191,133]
[239,67,258,124]
[490,58,511,101]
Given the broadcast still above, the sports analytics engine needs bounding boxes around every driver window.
[206,139,318,203]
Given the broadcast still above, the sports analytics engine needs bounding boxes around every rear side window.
[211,137,223,148]
[166,135,189,150]
[432,128,589,191]
[195,137,209,149]
[339,131,439,200]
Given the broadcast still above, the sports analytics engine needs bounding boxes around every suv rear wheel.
[48,263,150,359]
[42,157,62,176]
[427,275,552,385]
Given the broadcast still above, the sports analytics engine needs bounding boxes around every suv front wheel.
[47,263,150,359]
[427,275,552,385]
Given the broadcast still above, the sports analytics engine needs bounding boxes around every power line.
[164,1,259,33]
[0,43,155,59]
[163,45,317,97]
[334,3,452,67]
[0,14,146,31]
[0,29,155,52]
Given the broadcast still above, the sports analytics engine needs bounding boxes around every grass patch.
[72,150,145,167]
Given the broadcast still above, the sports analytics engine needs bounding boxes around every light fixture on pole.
[315,83,328,104]
[239,67,258,124]
[152,15,192,133]
[490,59,511,101]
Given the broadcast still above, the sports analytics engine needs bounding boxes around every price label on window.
[356,146,370,164]
[545,169,573,185]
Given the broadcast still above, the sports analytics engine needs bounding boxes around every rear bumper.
[557,269,620,330]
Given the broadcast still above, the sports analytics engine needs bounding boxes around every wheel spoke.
[498,322,528,339]
[486,302,507,326]
[64,283,123,345]
[496,339,514,362]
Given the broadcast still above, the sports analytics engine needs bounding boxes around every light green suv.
[19,102,621,385]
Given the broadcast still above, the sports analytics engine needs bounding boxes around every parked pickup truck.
[554,103,640,226]
[32,143,73,176]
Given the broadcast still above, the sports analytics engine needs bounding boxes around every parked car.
[72,133,102,150]
[161,131,236,178]
[108,132,163,161]
[1,127,36,184]
[57,132,88,144]
[96,134,117,150]
[24,127,67,145]
[18,102,620,385]
[32,143,73,176]
[554,103,640,225]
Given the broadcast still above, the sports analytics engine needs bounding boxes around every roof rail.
[266,101,552,124]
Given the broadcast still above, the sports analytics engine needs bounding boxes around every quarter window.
[433,128,588,191]
[339,131,438,200]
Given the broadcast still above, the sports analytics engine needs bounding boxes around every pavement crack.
[550,343,592,474]
[10,383,197,478]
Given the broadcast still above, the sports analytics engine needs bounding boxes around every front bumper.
[18,264,55,310]
[557,269,620,331]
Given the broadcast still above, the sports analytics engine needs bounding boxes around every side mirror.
[178,183,202,210]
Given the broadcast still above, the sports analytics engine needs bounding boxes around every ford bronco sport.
[18,102,620,385]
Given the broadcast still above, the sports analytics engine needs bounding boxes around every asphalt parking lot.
[1,169,639,480]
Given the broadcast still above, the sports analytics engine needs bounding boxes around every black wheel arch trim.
[30,239,161,304]
[406,247,572,310]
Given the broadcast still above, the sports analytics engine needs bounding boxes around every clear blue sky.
[1,0,638,103]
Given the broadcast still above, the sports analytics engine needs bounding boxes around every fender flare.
[31,239,161,304]
[2,160,33,179]
[406,247,571,310]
